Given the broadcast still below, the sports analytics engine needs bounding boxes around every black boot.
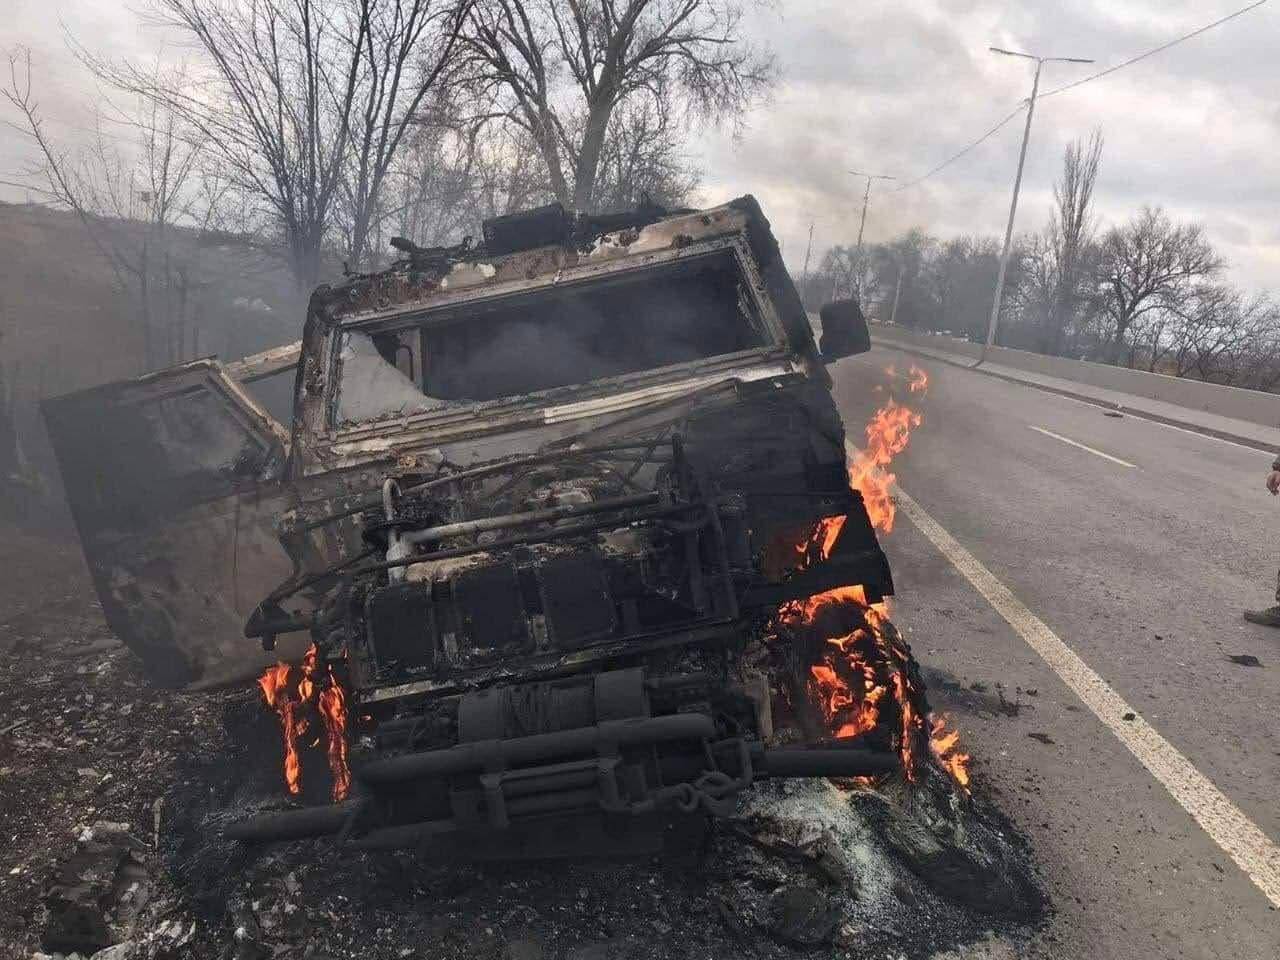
[1243,605,1280,627]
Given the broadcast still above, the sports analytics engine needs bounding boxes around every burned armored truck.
[43,197,931,856]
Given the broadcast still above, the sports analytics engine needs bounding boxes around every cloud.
[691,0,1280,292]
[4,0,1277,292]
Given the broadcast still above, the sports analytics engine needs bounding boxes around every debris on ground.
[1226,654,1263,668]
[0,524,1047,960]
[40,822,150,955]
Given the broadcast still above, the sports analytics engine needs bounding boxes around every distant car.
[44,197,918,857]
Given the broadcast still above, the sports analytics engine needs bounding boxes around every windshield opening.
[333,250,769,425]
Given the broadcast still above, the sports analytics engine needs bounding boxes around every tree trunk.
[572,97,614,212]
[139,239,153,372]
[1110,316,1130,365]
[532,107,571,206]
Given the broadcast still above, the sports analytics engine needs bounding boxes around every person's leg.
[1243,570,1280,626]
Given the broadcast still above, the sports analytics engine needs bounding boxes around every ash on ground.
[0,526,1046,960]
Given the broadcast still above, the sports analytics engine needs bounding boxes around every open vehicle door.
[42,349,309,689]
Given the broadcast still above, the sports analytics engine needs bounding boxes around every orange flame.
[258,663,303,796]
[843,365,929,534]
[811,515,846,563]
[849,399,921,534]
[318,676,351,802]
[907,365,929,394]
[929,714,972,792]
[778,367,930,571]
[891,671,922,782]
[257,644,351,802]
[773,364,973,791]
[780,585,925,775]
[783,591,973,791]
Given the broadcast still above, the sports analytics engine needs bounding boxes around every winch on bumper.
[228,667,899,856]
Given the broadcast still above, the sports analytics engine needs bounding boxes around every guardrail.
[868,323,1280,430]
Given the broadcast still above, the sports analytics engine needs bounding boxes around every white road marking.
[1029,425,1138,468]
[863,462,1280,909]
[1038,389,1273,454]
[1114,409,1274,455]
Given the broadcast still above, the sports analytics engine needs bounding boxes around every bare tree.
[388,117,488,248]
[1227,297,1280,391]
[384,104,551,252]
[460,0,773,212]
[1039,131,1103,355]
[814,245,878,310]
[82,0,470,290]
[1097,207,1223,365]
[1157,285,1280,385]
[809,214,1280,393]
[873,229,936,328]
[589,97,701,211]
[3,49,215,368]
[928,234,1002,340]
[336,0,473,270]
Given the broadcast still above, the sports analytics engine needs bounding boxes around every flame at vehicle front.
[780,362,971,792]
[929,714,972,790]
[790,364,930,563]
[257,644,351,802]
[779,585,929,780]
[257,662,303,796]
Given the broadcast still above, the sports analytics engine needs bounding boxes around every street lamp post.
[850,170,897,253]
[890,263,905,326]
[979,47,1093,364]
[847,171,896,301]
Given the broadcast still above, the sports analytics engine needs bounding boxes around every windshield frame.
[323,234,788,432]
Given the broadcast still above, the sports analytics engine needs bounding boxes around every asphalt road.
[830,346,1280,960]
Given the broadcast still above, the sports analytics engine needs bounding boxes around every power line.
[1040,0,1269,100]
[0,177,55,196]
[895,0,1269,191]
[894,104,1026,191]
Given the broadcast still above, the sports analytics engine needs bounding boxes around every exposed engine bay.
[42,195,947,859]
[235,407,921,855]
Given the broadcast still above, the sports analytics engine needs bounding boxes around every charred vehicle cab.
[44,197,921,857]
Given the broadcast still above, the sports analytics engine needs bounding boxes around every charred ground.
[0,521,1047,960]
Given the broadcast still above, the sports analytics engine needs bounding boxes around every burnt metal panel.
[366,582,437,676]
[482,202,574,254]
[448,561,530,657]
[40,360,304,688]
[536,548,617,649]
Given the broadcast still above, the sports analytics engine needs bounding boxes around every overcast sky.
[4,0,1277,291]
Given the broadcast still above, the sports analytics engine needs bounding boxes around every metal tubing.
[356,714,716,785]
[354,501,702,577]
[301,442,676,532]
[255,501,703,620]
[755,746,899,778]
[404,491,660,544]
[348,819,456,851]
[225,800,363,842]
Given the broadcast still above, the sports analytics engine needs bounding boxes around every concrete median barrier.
[866,323,1280,432]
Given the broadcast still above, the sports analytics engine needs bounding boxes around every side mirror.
[818,299,871,362]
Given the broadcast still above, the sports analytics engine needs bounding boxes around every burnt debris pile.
[2,606,1045,960]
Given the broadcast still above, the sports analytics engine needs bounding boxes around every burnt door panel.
[42,360,309,689]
